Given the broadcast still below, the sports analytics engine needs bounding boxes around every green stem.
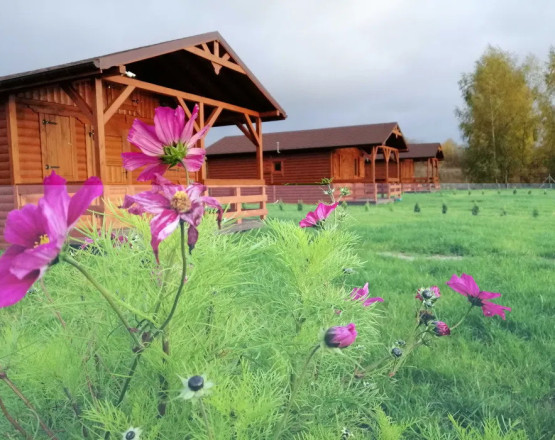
[115,352,142,407]
[59,254,141,348]
[451,304,474,330]
[273,345,321,440]
[158,221,187,332]
[199,398,215,440]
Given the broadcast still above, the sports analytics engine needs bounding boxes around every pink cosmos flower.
[348,283,384,306]
[299,202,339,228]
[430,321,451,336]
[0,172,103,308]
[323,323,357,348]
[447,273,511,320]
[122,105,210,181]
[122,175,222,261]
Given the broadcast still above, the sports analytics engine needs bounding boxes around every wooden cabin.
[400,143,443,192]
[206,123,408,203]
[0,32,286,247]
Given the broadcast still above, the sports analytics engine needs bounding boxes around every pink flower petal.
[10,242,60,280]
[123,191,168,215]
[460,273,481,296]
[187,225,199,253]
[477,290,502,300]
[446,274,470,297]
[128,119,164,156]
[4,204,46,248]
[180,104,199,143]
[187,125,210,148]
[0,247,38,308]
[154,107,184,146]
[183,148,206,172]
[350,283,369,301]
[363,297,384,306]
[122,152,161,171]
[137,163,170,182]
[150,210,180,263]
[67,176,103,228]
[481,301,511,320]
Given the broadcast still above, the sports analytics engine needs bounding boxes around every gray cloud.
[1,0,553,144]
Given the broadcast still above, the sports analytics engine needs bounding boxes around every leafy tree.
[456,47,537,183]
[537,48,555,177]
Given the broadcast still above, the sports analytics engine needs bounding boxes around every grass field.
[265,189,555,439]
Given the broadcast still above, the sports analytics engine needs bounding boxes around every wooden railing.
[204,179,267,224]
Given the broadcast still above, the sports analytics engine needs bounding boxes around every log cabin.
[400,143,443,192]
[0,32,287,247]
[206,123,408,203]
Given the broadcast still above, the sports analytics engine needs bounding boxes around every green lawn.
[266,189,555,439]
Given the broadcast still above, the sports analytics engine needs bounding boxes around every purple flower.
[0,172,103,308]
[447,273,511,320]
[323,323,357,348]
[348,283,384,306]
[122,105,210,181]
[122,175,222,261]
[430,321,451,336]
[299,202,339,228]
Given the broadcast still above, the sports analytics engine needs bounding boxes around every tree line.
[451,46,554,183]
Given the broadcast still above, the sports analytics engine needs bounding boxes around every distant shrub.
[297,200,303,211]
[482,190,485,195]
[364,201,370,211]
[513,189,517,195]
[468,190,472,195]
[532,208,539,218]
[414,203,421,213]
[528,190,532,195]
[544,189,547,195]
[500,207,507,216]
[278,200,284,211]
[341,200,348,209]
[472,204,480,216]
[497,190,501,194]
[442,203,448,214]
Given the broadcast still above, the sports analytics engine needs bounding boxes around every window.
[354,158,360,177]
[272,160,284,174]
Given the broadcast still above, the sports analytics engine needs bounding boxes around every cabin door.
[40,114,79,181]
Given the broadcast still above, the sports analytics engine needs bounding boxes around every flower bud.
[324,323,357,348]
[391,347,403,358]
[430,321,451,336]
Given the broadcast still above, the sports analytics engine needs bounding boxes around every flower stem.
[158,221,187,332]
[115,352,143,407]
[0,394,32,439]
[39,279,66,328]
[59,254,141,348]
[451,304,474,330]
[273,344,321,440]
[199,398,215,440]
[0,365,59,439]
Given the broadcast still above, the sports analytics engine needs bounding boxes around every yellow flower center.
[170,191,192,213]
[34,234,50,248]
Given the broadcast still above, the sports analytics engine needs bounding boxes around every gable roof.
[0,32,286,124]
[402,143,444,160]
[207,122,407,155]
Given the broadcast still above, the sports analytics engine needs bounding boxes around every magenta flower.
[323,323,357,348]
[348,283,383,306]
[122,105,210,181]
[0,172,103,308]
[430,321,451,336]
[299,202,339,228]
[447,273,511,320]
[122,175,222,261]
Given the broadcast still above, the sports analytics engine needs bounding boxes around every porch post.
[92,78,107,183]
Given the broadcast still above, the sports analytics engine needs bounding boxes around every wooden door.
[40,114,79,181]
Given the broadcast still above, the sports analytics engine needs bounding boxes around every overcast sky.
[1,0,553,145]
